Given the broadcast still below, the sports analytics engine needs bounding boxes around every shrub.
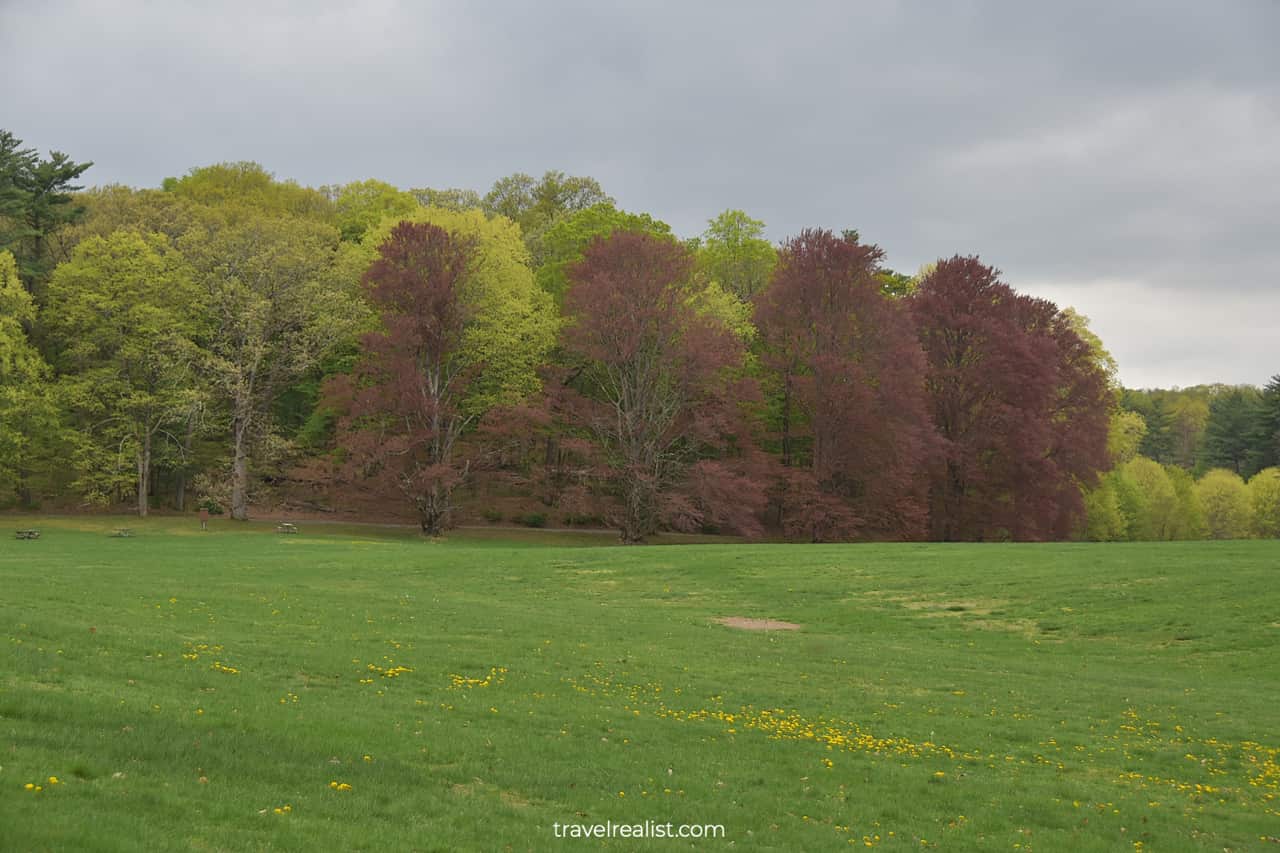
[197,498,224,515]
[1195,469,1251,539]
[515,512,547,528]
[481,508,503,524]
[1248,467,1280,538]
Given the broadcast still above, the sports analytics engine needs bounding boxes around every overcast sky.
[3,1,1276,388]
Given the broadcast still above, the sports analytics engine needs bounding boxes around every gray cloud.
[3,0,1277,387]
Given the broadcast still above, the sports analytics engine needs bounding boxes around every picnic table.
[15,529,40,540]
[112,528,134,538]
[276,522,299,534]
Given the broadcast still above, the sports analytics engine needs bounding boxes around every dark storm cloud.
[3,0,1277,387]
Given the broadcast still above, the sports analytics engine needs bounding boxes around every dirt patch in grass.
[714,616,801,631]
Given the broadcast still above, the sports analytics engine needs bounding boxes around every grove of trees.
[2,127,1278,542]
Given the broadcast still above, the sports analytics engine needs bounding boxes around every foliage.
[326,222,477,534]
[534,203,673,304]
[1201,387,1263,477]
[1061,308,1119,393]
[560,231,764,542]
[330,179,420,242]
[49,185,202,268]
[179,206,357,520]
[1134,395,1175,463]
[697,209,776,300]
[483,170,613,265]
[1194,468,1252,539]
[0,250,58,503]
[686,279,756,344]
[0,129,93,288]
[43,231,204,515]
[410,186,484,212]
[1117,457,1178,540]
[754,229,934,541]
[1164,464,1208,540]
[362,206,556,413]
[911,257,1111,541]
[163,161,333,222]
[328,219,550,534]
[1079,471,1127,541]
[1107,410,1147,465]
[8,128,1268,542]
[1254,375,1280,471]
[1247,467,1280,538]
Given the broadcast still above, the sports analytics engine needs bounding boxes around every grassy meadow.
[1,517,1278,851]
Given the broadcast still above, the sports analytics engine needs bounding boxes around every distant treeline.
[2,129,1277,541]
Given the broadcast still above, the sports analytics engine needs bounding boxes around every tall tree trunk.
[174,411,196,511]
[17,468,32,508]
[231,409,250,521]
[137,430,151,518]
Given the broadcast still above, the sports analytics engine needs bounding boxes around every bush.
[1248,467,1280,538]
[197,498,224,515]
[481,508,503,524]
[514,512,547,528]
[1195,469,1251,539]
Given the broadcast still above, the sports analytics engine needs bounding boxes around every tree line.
[2,129,1277,542]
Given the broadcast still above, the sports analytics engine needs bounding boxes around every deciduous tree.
[754,229,934,540]
[328,218,552,533]
[43,232,204,515]
[698,209,776,300]
[911,257,1110,540]
[330,179,419,242]
[179,207,357,520]
[534,203,673,304]
[560,231,764,542]
[1195,468,1252,539]
[0,250,58,504]
[164,162,333,222]
[1247,467,1280,538]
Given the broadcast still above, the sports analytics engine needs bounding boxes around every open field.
[2,518,1278,851]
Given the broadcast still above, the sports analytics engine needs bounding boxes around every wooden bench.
[15,529,40,540]
[111,528,134,538]
[276,523,298,535]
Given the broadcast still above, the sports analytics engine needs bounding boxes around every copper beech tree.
[560,231,766,543]
[325,222,476,534]
[912,256,1111,540]
[754,229,936,541]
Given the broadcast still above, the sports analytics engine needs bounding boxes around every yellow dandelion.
[48,776,59,785]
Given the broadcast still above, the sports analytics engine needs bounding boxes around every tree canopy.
[1,125,1273,541]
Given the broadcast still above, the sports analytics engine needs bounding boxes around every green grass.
[1,517,1278,851]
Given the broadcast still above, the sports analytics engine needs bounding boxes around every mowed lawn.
[1,519,1278,852]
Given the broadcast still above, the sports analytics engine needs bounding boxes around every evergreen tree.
[1202,388,1262,477]
[1138,396,1175,463]
[0,129,93,289]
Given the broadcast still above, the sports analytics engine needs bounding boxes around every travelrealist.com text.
[552,820,726,839]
